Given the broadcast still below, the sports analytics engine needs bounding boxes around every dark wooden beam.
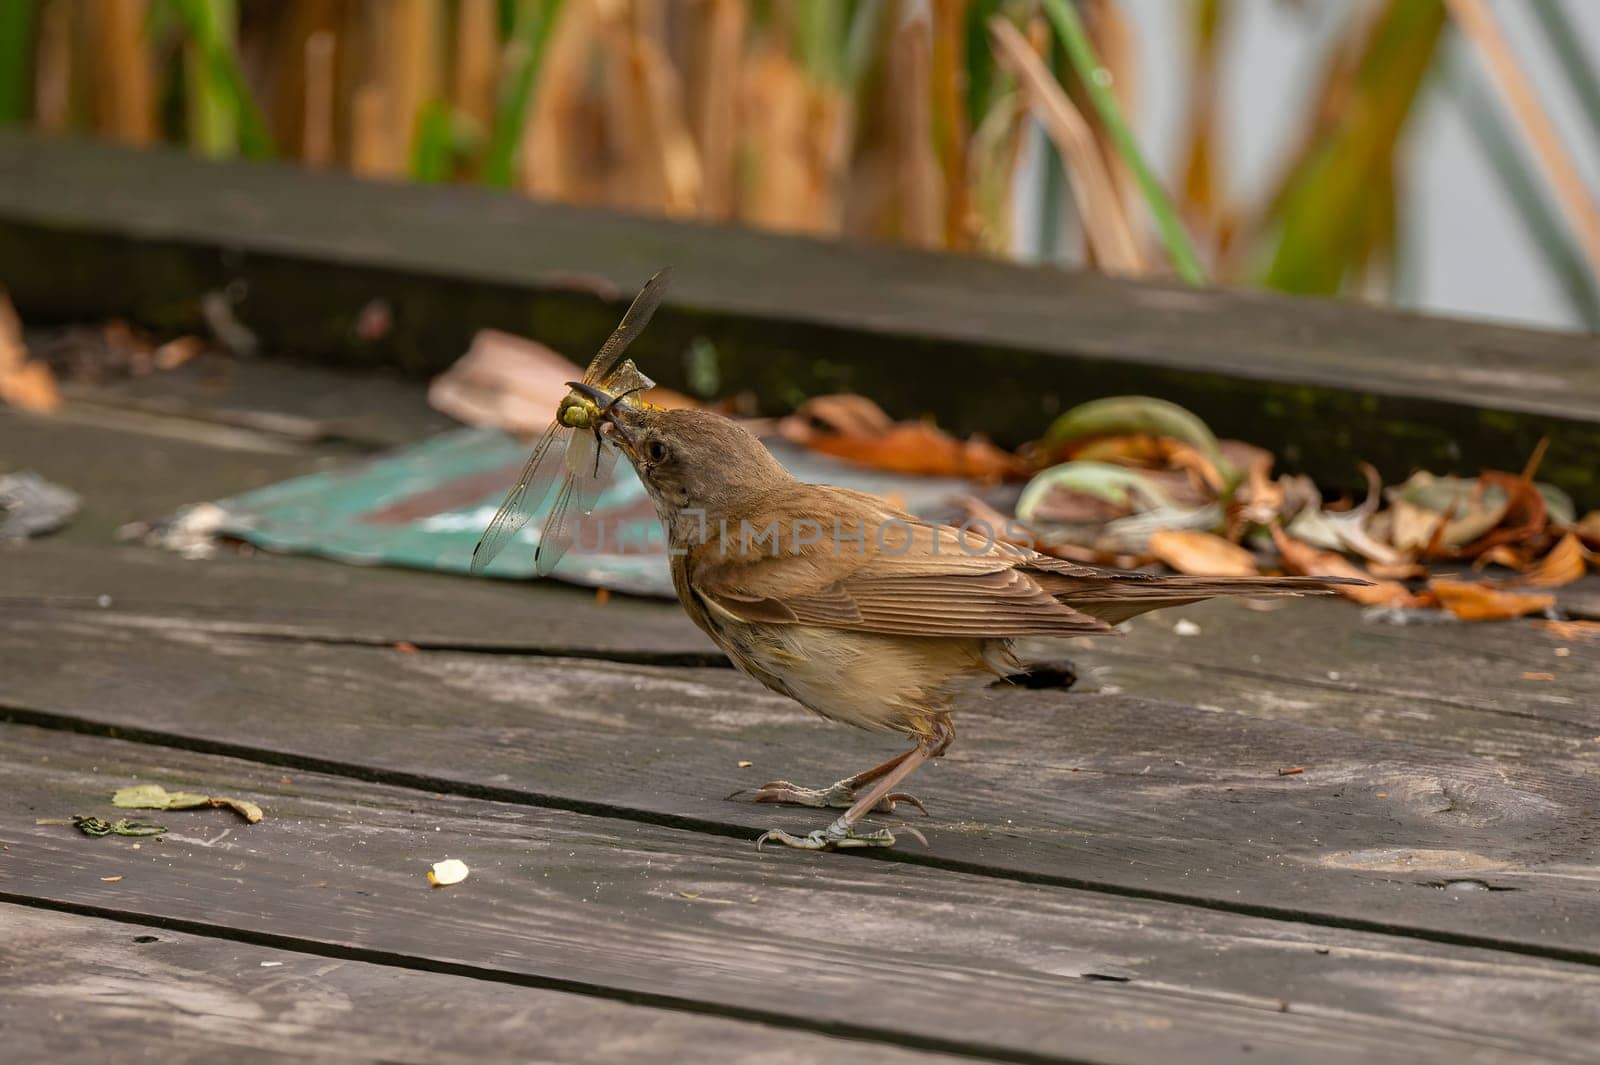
[2,132,1597,502]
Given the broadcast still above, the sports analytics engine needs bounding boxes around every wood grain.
[6,725,1600,1065]
[3,608,1596,963]
[0,904,968,1065]
[1036,596,1600,764]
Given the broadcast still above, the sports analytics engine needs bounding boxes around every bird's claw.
[755,822,928,852]
[741,780,928,816]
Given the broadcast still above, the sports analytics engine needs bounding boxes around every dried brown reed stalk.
[524,0,604,202]
[931,0,972,249]
[739,43,817,233]
[885,9,942,248]
[989,17,1142,274]
[1445,0,1600,283]
[33,0,73,133]
[303,30,337,167]
[454,0,499,133]
[688,0,747,220]
[89,0,156,146]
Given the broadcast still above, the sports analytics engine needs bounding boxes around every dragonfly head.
[563,380,648,445]
[556,391,598,430]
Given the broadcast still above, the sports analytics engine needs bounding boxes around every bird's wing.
[691,507,1113,638]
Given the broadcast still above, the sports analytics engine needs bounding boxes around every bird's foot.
[755,819,927,852]
[739,779,927,816]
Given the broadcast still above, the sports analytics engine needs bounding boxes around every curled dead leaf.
[1572,511,1600,549]
[1472,544,1530,572]
[1271,526,1419,609]
[1148,529,1258,577]
[1365,561,1429,581]
[1387,473,1508,554]
[431,330,693,436]
[1453,471,1547,559]
[1504,533,1589,589]
[1232,452,1284,528]
[1428,579,1553,621]
[780,394,1024,480]
[1038,396,1229,478]
[0,290,60,414]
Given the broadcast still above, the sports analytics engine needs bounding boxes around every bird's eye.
[645,439,670,463]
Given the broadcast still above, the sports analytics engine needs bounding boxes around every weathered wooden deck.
[3,360,1598,1065]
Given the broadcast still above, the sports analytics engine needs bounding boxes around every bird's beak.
[565,381,638,449]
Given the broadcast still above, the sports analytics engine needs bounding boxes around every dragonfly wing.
[469,422,568,575]
[582,268,672,384]
[599,359,654,403]
[572,435,619,516]
[532,478,578,577]
[533,431,621,578]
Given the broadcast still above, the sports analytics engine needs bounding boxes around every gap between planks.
[0,892,1085,1065]
[7,699,1600,972]
[0,906,979,1065]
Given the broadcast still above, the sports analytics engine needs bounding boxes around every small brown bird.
[574,385,1355,851]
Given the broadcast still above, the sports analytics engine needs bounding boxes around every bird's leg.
[743,748,926,814]
[757,717,952,851]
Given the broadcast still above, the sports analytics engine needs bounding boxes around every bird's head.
[567,383,790,517]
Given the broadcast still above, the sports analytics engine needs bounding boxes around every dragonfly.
[469,268,671,577]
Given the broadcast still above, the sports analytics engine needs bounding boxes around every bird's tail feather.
[1044,574,1363,626]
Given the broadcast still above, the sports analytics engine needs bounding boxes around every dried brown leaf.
[1148,529,1258,577]
[1365,561,1429,581]
[1471,543,1531,572]
[779,394,1023,480]
[430,329,692,436]
[1272,526,1420,608]
[1428,579,1553,621]
[0,290,60,414]
[1504,533,1588,589]
[1536,619,1600,641]
[153,335,206,371]
[1572,511,1600,549]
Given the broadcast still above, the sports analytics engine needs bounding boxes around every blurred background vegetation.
[1,0,1595,329]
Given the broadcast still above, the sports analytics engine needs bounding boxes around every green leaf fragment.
[1040,396,1231,478]
[112,784,264,824]
[72,815,168,837]
[1016,461,1174,522]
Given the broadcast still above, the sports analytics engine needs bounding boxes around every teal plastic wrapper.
[189,427,1006,598]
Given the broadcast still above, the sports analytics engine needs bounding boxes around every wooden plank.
[0,904,967,1065]
[0,407,322,543]
[1038,596,1600,764]
[3,609,1596,964]
[6,724,1600,1065]
[3,133,1598,504]
[6,539,1594,753]
[51,353,457,450]
[0,541,721,662]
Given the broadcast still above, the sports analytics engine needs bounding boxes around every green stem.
[1040,0,1208,283]
[483,0,562,188]
[185,0,238,156]
[0,1,34,124]
[170,0,272,159]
